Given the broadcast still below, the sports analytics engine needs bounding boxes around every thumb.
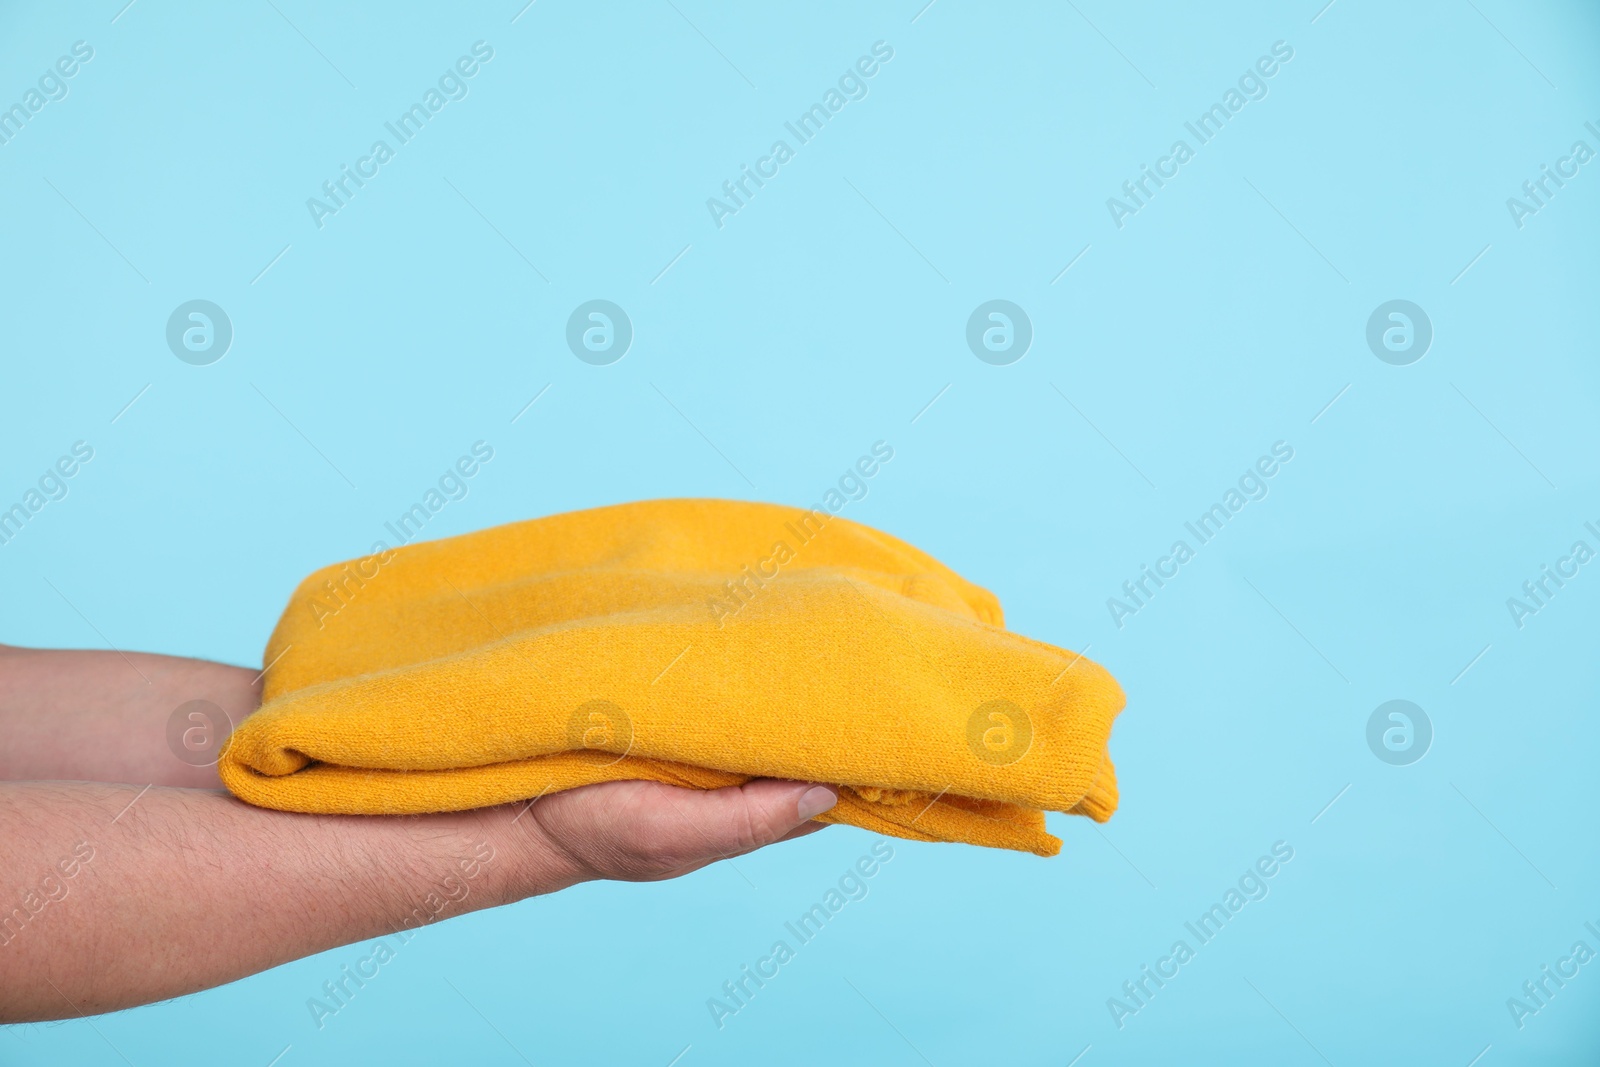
[666,779,838,862]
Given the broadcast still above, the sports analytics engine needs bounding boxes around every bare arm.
[0,644,259,789]
[0,645,836,1022]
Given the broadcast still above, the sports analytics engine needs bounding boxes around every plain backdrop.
[1,1,1597,1063]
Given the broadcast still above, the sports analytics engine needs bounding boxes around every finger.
[660,779,837,862]
[776,819,832,843]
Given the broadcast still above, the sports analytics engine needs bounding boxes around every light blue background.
[2,1,1598,1063]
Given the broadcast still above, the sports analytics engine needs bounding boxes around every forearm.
[0,781,575,1022]
[0,645,261,788]
[0,643,832,1022]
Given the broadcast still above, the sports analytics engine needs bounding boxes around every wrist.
[461,802,591,906]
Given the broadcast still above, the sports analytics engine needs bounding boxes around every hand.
[508,778,840,887]
[0,645,846,1020]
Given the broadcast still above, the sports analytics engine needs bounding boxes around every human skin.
[0,644,837,1022]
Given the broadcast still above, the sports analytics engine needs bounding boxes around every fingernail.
[797,786,837,820]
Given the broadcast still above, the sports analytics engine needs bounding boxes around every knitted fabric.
[218,499,1125,856]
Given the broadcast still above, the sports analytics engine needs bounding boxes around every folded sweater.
[218,499,1126,856]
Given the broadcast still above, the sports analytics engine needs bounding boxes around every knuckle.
[731,800,783,854]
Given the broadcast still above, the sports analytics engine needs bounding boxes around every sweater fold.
[219,499,1126,857]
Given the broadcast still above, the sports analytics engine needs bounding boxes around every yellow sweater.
[219,499,1125,856]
